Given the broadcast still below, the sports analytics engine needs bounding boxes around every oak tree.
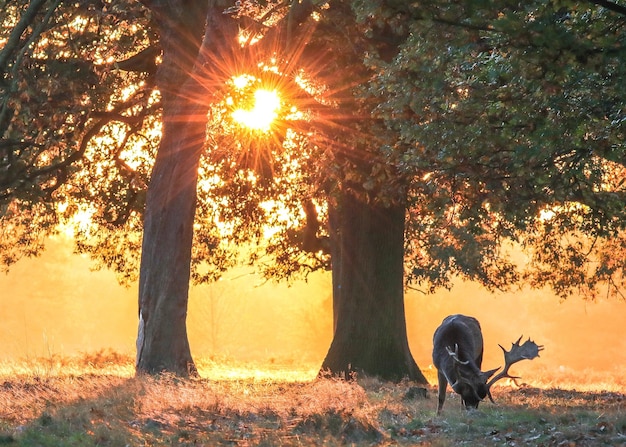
[3,0,624,381]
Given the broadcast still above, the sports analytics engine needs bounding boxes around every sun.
[232,88,281,132]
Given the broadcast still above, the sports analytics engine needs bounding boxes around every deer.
[432,314,543,415]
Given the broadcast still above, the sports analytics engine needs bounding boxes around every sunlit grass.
[195,356,318,382]
[2,350,625,392]
[422,361,626,394]
[1,351,624,446]
[0,353,319,384]
[520,366,626,393]
[0,350,135,379]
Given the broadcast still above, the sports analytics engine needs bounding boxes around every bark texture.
[321,192,428,383]
[136,1,227,376]
[134,0,304,376]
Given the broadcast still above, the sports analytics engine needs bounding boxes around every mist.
[1,235,624,387]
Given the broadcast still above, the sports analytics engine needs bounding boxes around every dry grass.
[0,351,625,446]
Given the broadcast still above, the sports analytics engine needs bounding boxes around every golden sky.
[1,235,624,390]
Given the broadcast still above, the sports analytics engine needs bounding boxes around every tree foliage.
[2,0,625,298]
[0,0,156,275]
[352,0,626,298]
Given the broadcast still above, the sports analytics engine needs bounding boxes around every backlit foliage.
[1,0,156,277]
[2,0,625,297]
[194,53,331,283]
[1,0,330,283]
[354,0,626,297]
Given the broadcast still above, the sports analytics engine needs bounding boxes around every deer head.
[445,343,499,410]
[433,315,544,415]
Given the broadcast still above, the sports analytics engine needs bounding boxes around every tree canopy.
[351,0,626,297]
[3,0,624,296]
[1,0,156,276]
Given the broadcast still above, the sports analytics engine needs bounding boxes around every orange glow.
[237,29,261,46]
[1,237,626,392]
[232,74,254,90]
[232,88,281,131]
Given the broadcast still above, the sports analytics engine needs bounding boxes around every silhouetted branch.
[586,0,626,16]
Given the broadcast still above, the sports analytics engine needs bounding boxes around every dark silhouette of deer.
[432,314,543,415]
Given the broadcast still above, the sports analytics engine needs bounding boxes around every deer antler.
[486,335,544,392]
[446,344,469,365]
[445,344,470,389]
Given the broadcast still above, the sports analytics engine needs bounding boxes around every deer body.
[432,314,497,414]
[432,314,544,415]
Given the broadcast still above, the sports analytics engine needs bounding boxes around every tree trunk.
[135,100,205,375]
[136,1,213,376]
[321,191,428,384]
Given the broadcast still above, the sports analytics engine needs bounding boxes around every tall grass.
[0,351,624,446]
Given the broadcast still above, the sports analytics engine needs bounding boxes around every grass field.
[1,351,625,446]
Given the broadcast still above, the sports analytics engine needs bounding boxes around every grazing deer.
[432,314,543,415]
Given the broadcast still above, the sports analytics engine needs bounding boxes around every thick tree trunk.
[135,103,205,375]
[321,192,428,383]
[136,1,213,376]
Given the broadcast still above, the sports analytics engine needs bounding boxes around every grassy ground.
[0,352,624,446]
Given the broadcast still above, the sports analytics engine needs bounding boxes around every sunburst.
[232,88,281,132]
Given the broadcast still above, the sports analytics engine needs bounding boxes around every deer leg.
[437,371,447,415]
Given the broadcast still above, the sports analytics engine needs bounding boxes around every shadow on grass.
[0,375,137,446]
[1,374,625,447]
[0,372,387,446]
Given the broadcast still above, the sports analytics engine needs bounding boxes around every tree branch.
[114,45,160,74]
[0,0,48,73]
[586,0,626,16]
[0,0,62,138]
